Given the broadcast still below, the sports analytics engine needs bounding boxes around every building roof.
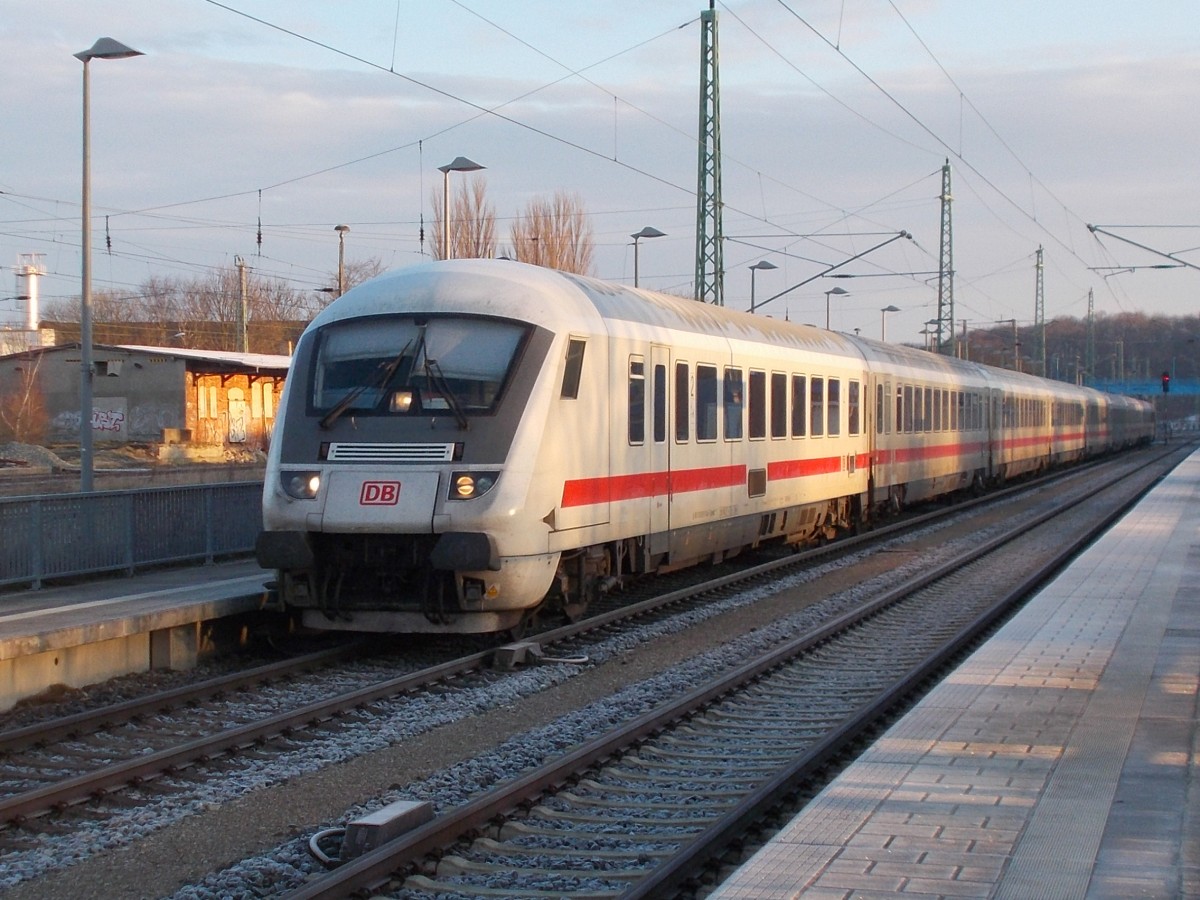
[117,344,292,372]
[0,342,291,374]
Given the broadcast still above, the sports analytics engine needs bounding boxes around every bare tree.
[431,177,496,260]
[0,352,47,443]
[314,257,387,309]
[506,191,594,275]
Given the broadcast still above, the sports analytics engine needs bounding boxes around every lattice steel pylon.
[1033,245,1045,376]
[694,2,724,305]
[935,160,955,354]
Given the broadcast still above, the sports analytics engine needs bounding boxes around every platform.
[0,559,270,710]
[712,451,1200,898]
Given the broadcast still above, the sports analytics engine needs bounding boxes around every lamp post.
[630,226,665,287]
[824,286,848,330]
[748,260,777,314]
[925,319,940,352]
[335,224,349,296]
[438,156,484,260]
[880,305,900,341]
[76,37,143,493]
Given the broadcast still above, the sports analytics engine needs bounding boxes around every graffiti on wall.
[50,398,129,439]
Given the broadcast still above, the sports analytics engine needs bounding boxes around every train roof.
[311,260,1151,411]
[310,259,865,363]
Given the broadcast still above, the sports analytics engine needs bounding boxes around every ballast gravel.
[0,508,1024,899]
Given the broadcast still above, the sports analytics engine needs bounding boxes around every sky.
[1,0,1198,345]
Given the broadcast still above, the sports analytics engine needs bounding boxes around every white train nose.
[318,470,441,532]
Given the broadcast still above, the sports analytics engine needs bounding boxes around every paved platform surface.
[712,451,1200,899]
[0,559,269,661]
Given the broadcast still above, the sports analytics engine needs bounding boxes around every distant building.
[0,343,290,450]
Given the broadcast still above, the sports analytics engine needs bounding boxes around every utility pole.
[235,256,248,353]
[694,1,724,305]
[1033,245,1045,376]
[935,159,955,354]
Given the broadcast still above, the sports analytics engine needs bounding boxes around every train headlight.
[450,471,498,500]
[282,471,321,500]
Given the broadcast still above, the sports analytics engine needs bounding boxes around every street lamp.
[438,156,485,260]
[76,37,143,493]
[880,305,900,341]
[335,224,350,296]
[748,260,777,314]
[824,286,849,330]
[630,226,665,288]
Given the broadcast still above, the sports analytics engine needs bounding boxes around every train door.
[648,344,671,553]
[867,375,883,516]
[987,388,1000,480]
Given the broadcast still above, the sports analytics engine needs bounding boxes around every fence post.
[32,499,44,590]
[204,488,215,564]
[125,492,136,576]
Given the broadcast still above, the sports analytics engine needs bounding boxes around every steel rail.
[0,642,363,754]
[0,649,491,824]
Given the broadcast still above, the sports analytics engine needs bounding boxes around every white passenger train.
[256,260,1154,634]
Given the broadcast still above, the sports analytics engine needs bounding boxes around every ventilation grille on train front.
[325,442,456,462]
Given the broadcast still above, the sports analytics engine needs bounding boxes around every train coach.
[256,259,1154,635]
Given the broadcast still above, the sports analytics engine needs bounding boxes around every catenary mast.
[935,160,955,354]
[694,1,724,305]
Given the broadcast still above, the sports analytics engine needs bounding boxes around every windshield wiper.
[319,338,414,430]
[424,358,470,430]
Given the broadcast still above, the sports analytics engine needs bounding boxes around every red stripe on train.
[560,464,744,508]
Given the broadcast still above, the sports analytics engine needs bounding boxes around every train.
[255,259,1155,635]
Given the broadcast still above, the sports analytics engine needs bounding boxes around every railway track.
[0,446,1184,895]
[282,445,1184,899]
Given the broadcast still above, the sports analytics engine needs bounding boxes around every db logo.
[359,481,401,505]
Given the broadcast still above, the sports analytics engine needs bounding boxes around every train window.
[896,385,904,434]
[771,372,787,438]
[933,389,942,432]
[724,368,744,440]
[876,384,885,435]
[828,378,841,436]
[810,377,825,437]
[941,391,950,432]
[848,380,860,435]
[560,339,586,399]
[903,385,913,433]
[628,358,645,445]
[749,370,766,439]
[792,375,807,437]
[675,362,690,442]
[697,365,718,441]
[923,387,933,432]
[653,364,667,443]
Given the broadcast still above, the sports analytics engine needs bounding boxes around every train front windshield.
[310,316,528,421]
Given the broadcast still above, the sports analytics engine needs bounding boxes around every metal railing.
[0,482,263,589]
